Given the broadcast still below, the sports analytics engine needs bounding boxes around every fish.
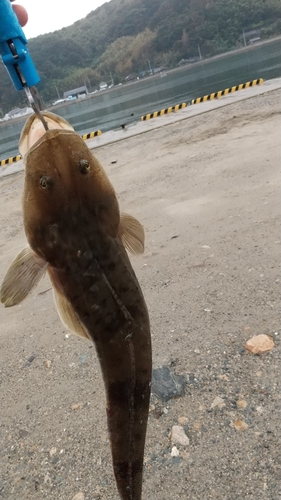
[0,111,152,500]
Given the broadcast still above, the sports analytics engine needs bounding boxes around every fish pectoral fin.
[118,213,145,255]
[0,245,47,307]
[53,288,91,341]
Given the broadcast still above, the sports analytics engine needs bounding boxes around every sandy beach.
[0,88,280,500]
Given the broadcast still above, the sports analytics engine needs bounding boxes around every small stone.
[18,429,29,438]
[71,402,83,411]
[27,355,35,363]
[237,399,247,409]
[45,360,51,368]
[79,354,87,364]
[44,473,51,484]
[218,374,228,381]
[178,416,188,425]
[244,334,274,354]
[194,348,200,354]
[49,447,57,457]
[170,425,189,446]
[152,366,186,402]
[211,396,225,409]
[72,493,85,500]
[193,421,202,431]
[256,406,263,414]
[171,446,179,457]
[232,420,249,431]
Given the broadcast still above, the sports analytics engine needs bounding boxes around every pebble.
[171,445,179,457]
[178,416,188,425]
[71,402,83,411]
[193,421,202,431]
[45,360,51,368]
[211,396,225,409]
[49,447,57,457]
[18,429,29,438]
[72,493,85,500]
[237,399,247,409]
[170,425,190,446]
[232,420,249,431]
[152,366,186,402]
[79,354,87,364]
[244,334,274,354]
[44,473,51,484]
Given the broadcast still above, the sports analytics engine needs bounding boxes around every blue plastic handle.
[0,0,40,89]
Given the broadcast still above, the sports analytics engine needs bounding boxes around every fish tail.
[99,333,151,500]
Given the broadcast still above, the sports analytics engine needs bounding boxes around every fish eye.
[78,159,90,174]
[39,175,53,190]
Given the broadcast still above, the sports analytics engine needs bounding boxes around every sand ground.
[0,89,280,500]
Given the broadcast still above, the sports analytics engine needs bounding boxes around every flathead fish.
[1,112,152,500]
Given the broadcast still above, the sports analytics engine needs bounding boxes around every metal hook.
[24,87,49,131]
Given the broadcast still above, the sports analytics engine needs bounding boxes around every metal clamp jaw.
[0,0,48,129]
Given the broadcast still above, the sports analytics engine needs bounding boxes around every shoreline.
[1,76,281,178]
[1,35,280,127]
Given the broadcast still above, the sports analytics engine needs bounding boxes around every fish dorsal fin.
[53,287,91,341]
[0,245,47,307]
[118,213,145,254]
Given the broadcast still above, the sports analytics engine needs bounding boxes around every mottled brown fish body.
[23,128,152,500]
[47,233,151,500]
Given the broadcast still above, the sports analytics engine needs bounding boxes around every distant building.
[239,29,261,44]
[248,37,261,44]
[63,86,89,99]
[99,81,108,90]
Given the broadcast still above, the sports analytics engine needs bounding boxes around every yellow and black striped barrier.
[141,102,187,121]
[190,78,264,105]
[0,154,21,167]
[0,130,103,167]
[81,130,102,140]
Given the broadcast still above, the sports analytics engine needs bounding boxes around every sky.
[18,0,108,39]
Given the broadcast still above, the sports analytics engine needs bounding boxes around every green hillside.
[1,0,280,112]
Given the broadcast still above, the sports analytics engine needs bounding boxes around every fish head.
[20,112,119,262]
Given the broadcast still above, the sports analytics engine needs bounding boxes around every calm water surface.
[1,38,280,159]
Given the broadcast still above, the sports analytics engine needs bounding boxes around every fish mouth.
[19,111,74,156]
